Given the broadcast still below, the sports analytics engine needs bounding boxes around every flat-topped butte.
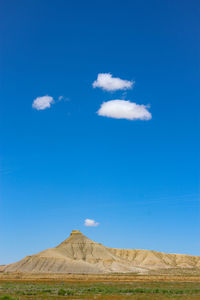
[1,230,200,274]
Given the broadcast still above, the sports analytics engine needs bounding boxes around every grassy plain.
[0,272,200,300]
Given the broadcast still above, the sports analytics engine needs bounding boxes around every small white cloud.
[92,73,134,91]
[97,100,152,120]
[84,218,99,227]
[32,95,54,110]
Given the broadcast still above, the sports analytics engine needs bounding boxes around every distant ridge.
[1,230,200,274]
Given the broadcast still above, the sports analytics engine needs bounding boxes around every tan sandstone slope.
[1,230,200,274]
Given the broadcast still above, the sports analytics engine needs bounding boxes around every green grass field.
[0,281,200,299]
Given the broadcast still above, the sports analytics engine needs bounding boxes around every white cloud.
[32,95,54,110]
[97,100,152,120]
[84,218,99,227]
[92,73,134,91]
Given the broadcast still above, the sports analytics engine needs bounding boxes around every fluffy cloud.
[84,218,99,227]
[97,100,152,120]
[32,95,54,110]
[92,73,134,91]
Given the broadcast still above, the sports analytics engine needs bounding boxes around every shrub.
[66,290,74,295]
[58,288,66,296]
[0,296,18,300]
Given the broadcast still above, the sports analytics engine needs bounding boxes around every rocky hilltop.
[1,230,200,274]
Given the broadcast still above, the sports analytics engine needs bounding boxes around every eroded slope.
[1,230,200,274]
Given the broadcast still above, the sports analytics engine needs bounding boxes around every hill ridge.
[1,230,200,274]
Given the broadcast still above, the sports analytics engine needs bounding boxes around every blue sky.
[0,0,199,264]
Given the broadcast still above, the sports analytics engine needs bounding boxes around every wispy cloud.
[97,100,152,120]
[84,218,99,227]
[32,95,54,110]
[93,73,134,91]
[58,96,64,101]
[0,168,13,175]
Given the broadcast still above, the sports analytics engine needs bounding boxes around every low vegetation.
[0,296,19,300]
[0,280,200,299]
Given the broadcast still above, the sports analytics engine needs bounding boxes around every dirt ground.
[1,271,200,282]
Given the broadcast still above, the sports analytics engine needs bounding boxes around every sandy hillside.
[1,230,200,274]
